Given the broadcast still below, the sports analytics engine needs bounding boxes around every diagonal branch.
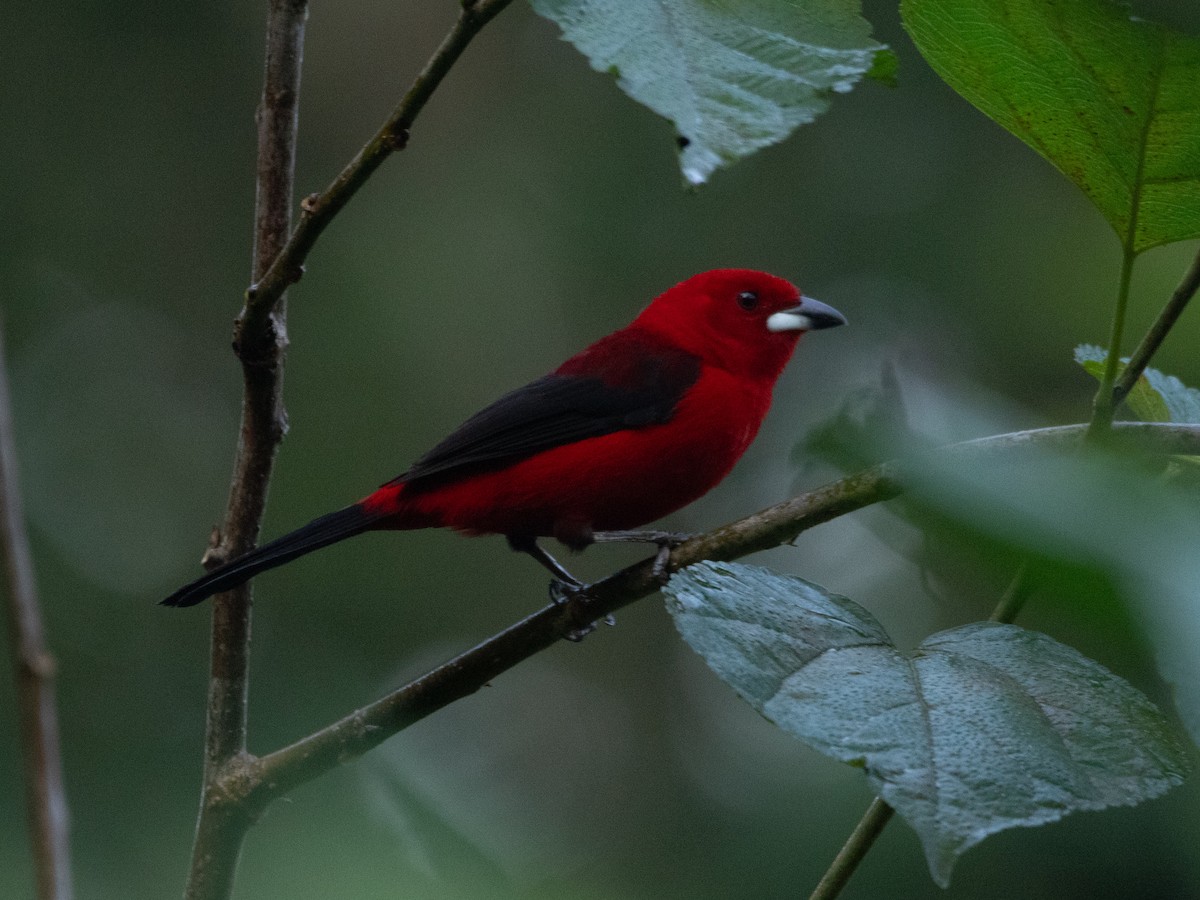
[0,320,73,900]
[230,421,1200,806]
[1112,243,1200,409]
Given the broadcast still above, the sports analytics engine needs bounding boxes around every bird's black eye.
[737,291,759,311]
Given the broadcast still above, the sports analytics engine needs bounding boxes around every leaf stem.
[1089,246,1137,435]
[988,561,1032,625]
[808,799,895,900]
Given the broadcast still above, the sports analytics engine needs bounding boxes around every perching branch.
[195,422,1200,814]
[0,321,73,900]
[240,0,516,341]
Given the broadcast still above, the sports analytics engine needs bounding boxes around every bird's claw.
[592,529,694,546]
[651,543,674,585]
[549,577,591,640]
[592,529,694,584]
[548,579,615,641]
[548,577,581,606]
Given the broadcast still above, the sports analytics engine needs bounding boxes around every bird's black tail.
[161,503,382,608]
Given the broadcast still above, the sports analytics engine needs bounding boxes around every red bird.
[163,269,844,607]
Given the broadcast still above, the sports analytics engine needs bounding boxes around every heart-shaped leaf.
[666,561,1190,886]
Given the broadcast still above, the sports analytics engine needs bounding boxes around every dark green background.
[2,1,1198,897]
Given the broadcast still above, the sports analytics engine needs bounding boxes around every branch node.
[299,193,319,215]
[384,127,411,152]
[205,751,268,817]
[21,649,57,680]
[233,312,288,370]
[201,526,228,570]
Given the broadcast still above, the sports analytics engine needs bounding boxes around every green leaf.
[1075,343,1200,423]
[865,47,900,88]
[1074,344,1172,422]
[666,561,1190,887]
[530,0,886,185]
[902,0,1200,253]
[797,361,922,472]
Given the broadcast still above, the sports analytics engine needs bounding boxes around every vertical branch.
[184,1,307,898]
[0,320,74,900]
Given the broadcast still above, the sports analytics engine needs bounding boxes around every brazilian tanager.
[162,269,844,607]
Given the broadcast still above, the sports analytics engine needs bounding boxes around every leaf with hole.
[530,0,888,185]
[666,561,1191,886]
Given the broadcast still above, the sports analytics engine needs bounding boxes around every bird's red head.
[633,269,845,382]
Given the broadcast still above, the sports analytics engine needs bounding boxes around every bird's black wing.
[396,343,700,492]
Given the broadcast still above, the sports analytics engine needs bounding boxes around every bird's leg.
[590,529,694,582]
[507,534,607,641]
[507,534,583,592]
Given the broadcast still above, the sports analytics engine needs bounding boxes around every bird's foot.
[548,577,582,605]
[548,577,589,642]
[548,579,615,641]
[592,529,694,583]
[591,529,694,545]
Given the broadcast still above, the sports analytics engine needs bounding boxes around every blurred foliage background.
[2,0,1199,897]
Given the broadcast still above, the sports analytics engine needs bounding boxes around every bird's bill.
[765,296,847,333]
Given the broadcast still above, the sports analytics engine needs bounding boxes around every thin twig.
[1112,244,1200,409]
[227,422,1200,805]
[183,1,307,898]
[0,320,73,900]
[239,0,516,343]
[808,799,894,900]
